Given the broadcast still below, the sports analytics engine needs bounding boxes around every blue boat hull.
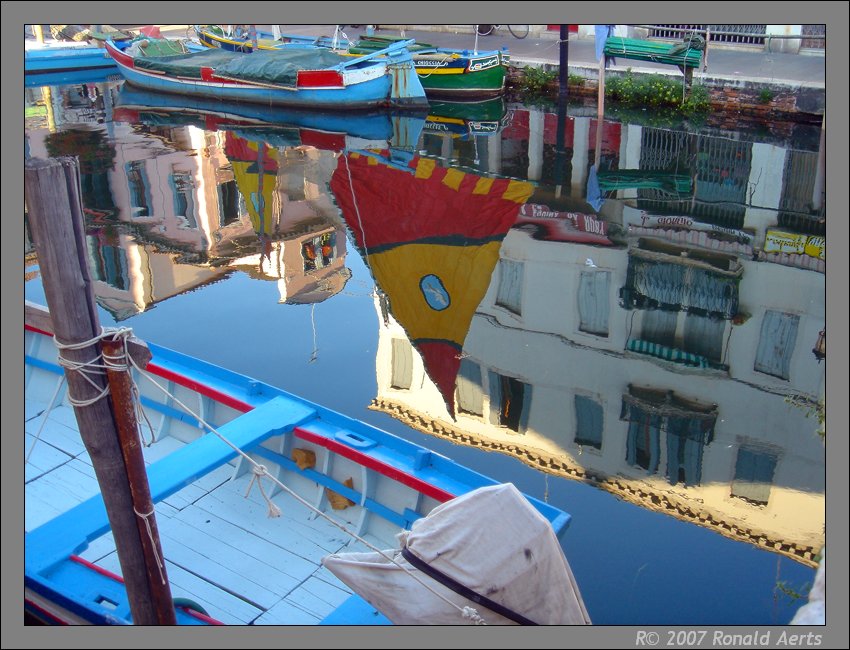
[105,40,428,111]
[24,310,574,625]
[25,44,117,74]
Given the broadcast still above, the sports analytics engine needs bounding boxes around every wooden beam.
[25,156,174,625]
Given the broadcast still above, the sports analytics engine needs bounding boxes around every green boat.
[350,35,509,99]
[194,26,509,99]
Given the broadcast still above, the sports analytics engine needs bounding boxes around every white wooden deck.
[25,398,384,625]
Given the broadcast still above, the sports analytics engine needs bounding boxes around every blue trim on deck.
[320,594,392,625]
[26,396,316,575]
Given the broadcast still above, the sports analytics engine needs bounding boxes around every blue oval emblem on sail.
[420,274,451,311]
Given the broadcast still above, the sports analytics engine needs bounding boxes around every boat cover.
[132,48,353,85]
[322,483,591,625]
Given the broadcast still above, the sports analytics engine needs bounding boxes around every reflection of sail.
[331,151,533,415]
[224,131,278,236]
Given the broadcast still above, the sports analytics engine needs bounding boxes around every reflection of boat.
[105,37,428,110]
[424,98,511,139]
[597,169,693,195]
[25,301,577,625]
[24,66,120,88]
[194,25,509,99]
[330,149,534,416]
[112,85,427,150]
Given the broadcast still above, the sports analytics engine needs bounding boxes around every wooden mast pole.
[24,156,176,625]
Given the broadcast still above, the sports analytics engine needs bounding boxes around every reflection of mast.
[42,86,56,133]
[309,303,319,363]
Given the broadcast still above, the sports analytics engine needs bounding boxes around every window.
[390,338,413,390]
[495,259,523,315]
[488,371,532,433]
[578,270,610,336]
[574,395,603,449]
[731,446,778,505]
[754,311,799,380]
[456,358,484,416]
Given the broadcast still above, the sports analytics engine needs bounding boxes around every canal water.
[24,75,825,626]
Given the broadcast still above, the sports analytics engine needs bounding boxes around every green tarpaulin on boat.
[133,48,353,85]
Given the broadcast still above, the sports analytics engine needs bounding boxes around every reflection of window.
[621,386,716,485]
[218,180,241,226]
[683,313,725,362]
[170,170,197,228]
[731,446,778,505]
[623,404,661,472]
[87,236,129,291]
[754,311,799,380]
[574,395,603,449]
[390,338,413,390]
[622,253,740,319]
[456,358,484,417]
[125,161,152,218]
[488,371,532,433]
[301,233,337,272]
[578,270,610,336]
[641,309,677,347]
[495,259,523,315]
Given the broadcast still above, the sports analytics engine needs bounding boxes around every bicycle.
[475,24,530,39]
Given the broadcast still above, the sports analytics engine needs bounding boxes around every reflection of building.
[371,111,825,567]
[25,81,352,317]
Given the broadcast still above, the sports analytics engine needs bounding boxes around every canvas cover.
[133,48,351,85]
[322,483,591,625]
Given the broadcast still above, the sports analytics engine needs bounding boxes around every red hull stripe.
[293,427,455,503]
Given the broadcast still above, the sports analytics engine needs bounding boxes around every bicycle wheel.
[507,25,529,39]
[476,24,495,36]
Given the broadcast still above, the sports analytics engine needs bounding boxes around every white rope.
[123,352,487,624]
[134,506,168,585]
[101,329,157,446]
[245,465,282,517]
[54,332,111,407]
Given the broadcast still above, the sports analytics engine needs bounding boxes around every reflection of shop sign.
[517,203,608,236]
[764,230,825,260]
[468,56,499,71]
[638,212,754,244]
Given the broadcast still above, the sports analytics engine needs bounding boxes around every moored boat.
[24,299,585,625]
[194,25,509,99]
[104,36,428,110]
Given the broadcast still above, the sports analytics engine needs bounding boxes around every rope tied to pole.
[134,506,168,585]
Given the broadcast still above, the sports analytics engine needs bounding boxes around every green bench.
[603,36,704,82]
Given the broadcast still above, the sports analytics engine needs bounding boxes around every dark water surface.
[24,76,825,625]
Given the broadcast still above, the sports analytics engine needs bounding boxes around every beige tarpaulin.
[323,483,591,625]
